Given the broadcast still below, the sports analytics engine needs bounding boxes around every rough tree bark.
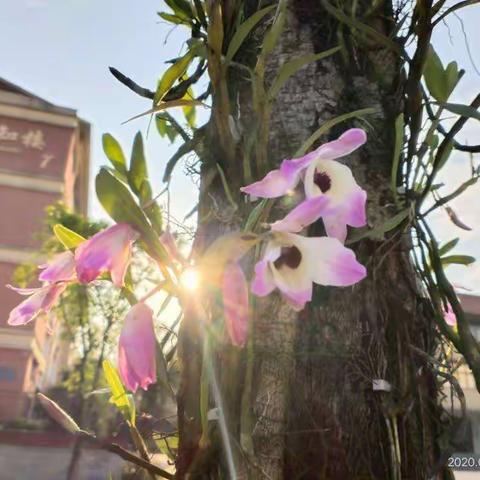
[176,1,445,479]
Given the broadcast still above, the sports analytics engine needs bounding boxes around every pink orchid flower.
[7,283,67,326]
[241,129,367,242]
[221,262,249,347]
[251,232,366,311]
[118,303,157,392]
[75,223,139,288]
[39,251,76,283]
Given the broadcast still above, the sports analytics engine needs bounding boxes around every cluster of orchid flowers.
[243,128,368,310]
[6,128,369,394]
[7,224,154,392]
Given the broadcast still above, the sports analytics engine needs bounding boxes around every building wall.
[0,83,89,422]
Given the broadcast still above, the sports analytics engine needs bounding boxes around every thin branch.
[78,431,174,479]
[422,175,479,216]
[423,91,480,152]
[420,93,480,205]
[432,0,480,27]
[109,67,155,99]
[109,61,207,103]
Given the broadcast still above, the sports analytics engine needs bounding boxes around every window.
[0,366,16,382]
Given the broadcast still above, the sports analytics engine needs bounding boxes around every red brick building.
[0,78,89,421]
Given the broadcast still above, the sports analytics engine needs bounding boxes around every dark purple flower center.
[314,170,331,193]
[273,246,302,270]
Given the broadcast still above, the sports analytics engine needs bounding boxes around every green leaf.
[139,180,163,234]
[156,114,178,143]
[96,168,150,232]
[445,61,460,94]
[441,255,476,266]
[158,12,190,25]
[391,113,404,202]
[95,168,166,261]
[165,0,193,19]
[243,199,269,232]
[53,224,85,249]
[347,208,411,244]
[124,98,204,124]
[436,140,454,171]
[261,0,286,56]
[439,238,460,257]
[295,108,377,157]
[320,0,400,54]
[183,86,196,127]
[128,132,147,195]
[156,436,179,460]
[423,45,448,102]
[225,5,276,62]
[102,134,127,177]
[37,393,81,434]
[268,47,340,99]
[102,360,136,425]
[442,102,480,122]
[154,48,198,105]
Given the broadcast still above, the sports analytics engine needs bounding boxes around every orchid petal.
[39,251,76,283]
[7,283,67,326]
[269,244,313,310]
[322,217,348,243]
[118,303,156,392]
[240,157,307,198]
[221,263,249,347]
[314,128,367,160]
[293,235,367,286]
[271,196,334,233]
[251,260,276,297]
[75,224,139,287]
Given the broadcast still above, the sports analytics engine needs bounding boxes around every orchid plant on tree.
[9,0,480,478]
[7,123,368,476]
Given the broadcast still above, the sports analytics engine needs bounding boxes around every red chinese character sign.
[0,116,75,179]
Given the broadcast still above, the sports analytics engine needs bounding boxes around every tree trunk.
[176,1,445,478]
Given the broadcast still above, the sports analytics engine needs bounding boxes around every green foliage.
[347,208,411,244]
[154,47,199,105]
[95,168,166,260]
[441,255,476,267]
[268,47,340,99]
[423,45,460,102]
[103,134,127,178]
[225,5,275,62]
[438,238,460,256]
[128,132,148,195]
[103,359,136,425]
[156,114,179,143]
[442,102,480,122]
[53,224,85,249]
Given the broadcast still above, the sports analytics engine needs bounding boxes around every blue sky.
[0,0,479,292]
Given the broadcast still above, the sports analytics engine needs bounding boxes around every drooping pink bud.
[221,262,249,347]
[118,303,157,392]
[75,224,139,287]
[444,303,457,326]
